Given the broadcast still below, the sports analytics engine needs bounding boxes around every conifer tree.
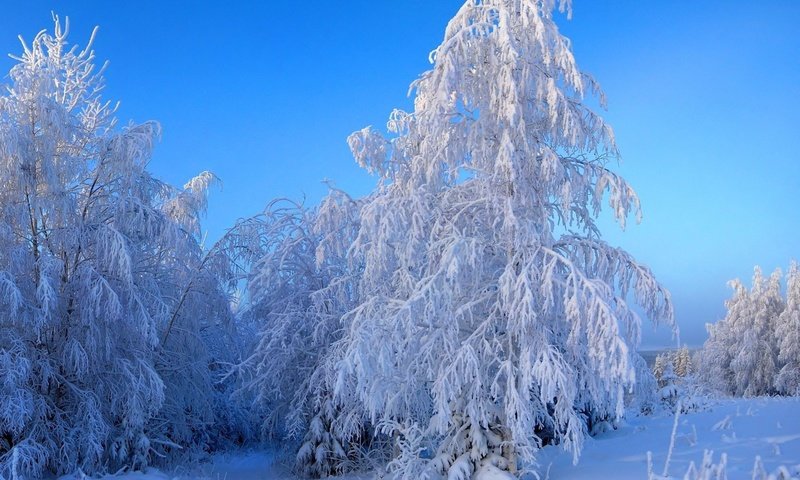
[653,354,668,383]
[674,346,692,378]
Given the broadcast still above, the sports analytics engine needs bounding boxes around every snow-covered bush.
[0,18,246,478]
[332,0,674,477]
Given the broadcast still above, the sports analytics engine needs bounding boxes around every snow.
[54,397,799,480]
[474,463,516,480]
[55,451,371,480]
[54,452,279,480]
[187,451,283,480]
[538,396,800,479]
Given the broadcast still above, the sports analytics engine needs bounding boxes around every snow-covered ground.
[61,397,799,480]
[56,451,368,480]
[539,396,800,478]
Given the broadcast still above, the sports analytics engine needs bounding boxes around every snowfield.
[539,396,800,479]
[58,397,800,480]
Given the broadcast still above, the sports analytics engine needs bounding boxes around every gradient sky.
[1,1,798,347]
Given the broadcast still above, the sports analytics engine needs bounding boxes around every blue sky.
[1,1,798,347]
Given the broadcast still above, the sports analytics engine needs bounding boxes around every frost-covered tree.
[674,346,693,378]
[337,0,673,477]
[151,181,255,458]
[653,354,668,384]
[698,279,749,394]
[231,193,371,477]
[653,348,692,385]
[731,267,783,396]
[776,262,800,395]
[0,18,244,478]
[658,362,679,409]
[699,266,789,397]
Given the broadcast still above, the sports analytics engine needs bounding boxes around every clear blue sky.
[1,1,798,347]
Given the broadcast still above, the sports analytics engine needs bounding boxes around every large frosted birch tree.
[336,0,674,478]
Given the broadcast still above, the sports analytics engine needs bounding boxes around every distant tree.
[699,266,792,397]
[653,354,668,383]
[0,18,242,478]
[698,279,749,394]
[731,267,783,396]
[674,346,693,378]
[338,0,673,478]
[776,262,800,394]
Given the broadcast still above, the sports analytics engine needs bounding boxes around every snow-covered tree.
[150,183,255,459]
[231,192,371,477]
[731,267,783,396]
[0,18,244,478]
[658,362,679,409]
[674,346,693,378]
[336,0,674,477]
[776,262,800,395]
[698,279,749,394]
[653,348,691,386]
[628,353,658,415]
[698,266,791,397]
[653,354,668,383]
